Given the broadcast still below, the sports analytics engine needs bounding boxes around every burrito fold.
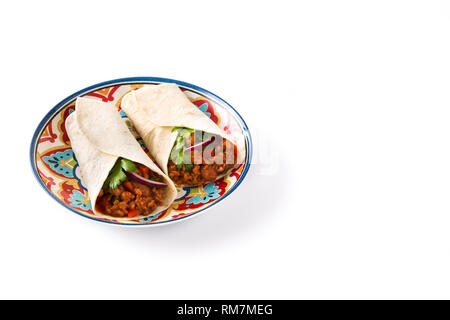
[121,83,244,187]
[65,97,177,220]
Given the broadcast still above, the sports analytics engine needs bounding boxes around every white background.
[1,0,450,299]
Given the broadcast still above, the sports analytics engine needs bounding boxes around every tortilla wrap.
[65,97,177,220]
[121,83,244,176]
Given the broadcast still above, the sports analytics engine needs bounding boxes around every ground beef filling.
[168,134,237,186]
[95,165,166,218]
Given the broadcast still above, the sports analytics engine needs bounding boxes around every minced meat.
[168,133,237,186]
[95,163,166,218]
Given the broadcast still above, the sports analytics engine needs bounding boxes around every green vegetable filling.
[102,158,137,191]
[170,127,216,171]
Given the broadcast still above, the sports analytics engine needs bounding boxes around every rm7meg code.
[222,304,272,316]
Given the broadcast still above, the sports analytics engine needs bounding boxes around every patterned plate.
[30,77,252,226]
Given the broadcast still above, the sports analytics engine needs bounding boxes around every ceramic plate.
[30,77,252,226]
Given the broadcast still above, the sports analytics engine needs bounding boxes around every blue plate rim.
[29,77,253,226]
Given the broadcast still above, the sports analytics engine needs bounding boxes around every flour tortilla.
[121,83,244,178]
[65,97,177,220]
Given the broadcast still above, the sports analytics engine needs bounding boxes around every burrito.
[65,97,177,219]
[121,83,244,187]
